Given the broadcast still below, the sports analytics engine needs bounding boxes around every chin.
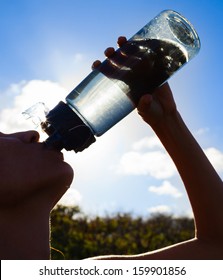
[58,161,74,187]
[42,160,74,190]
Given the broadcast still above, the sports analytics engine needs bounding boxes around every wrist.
[149,109,195,162]
[150,109,182,138]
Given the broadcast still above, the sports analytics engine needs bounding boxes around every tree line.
[50,205,194,259]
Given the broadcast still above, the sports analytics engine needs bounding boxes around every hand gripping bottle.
[24,10,200,152]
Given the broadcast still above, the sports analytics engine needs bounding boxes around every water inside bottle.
[66,71,135,136]
[66,38,188,136]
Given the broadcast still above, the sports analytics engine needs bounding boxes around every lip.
[51,149,64,160]
[49,148,64,161]
[41,142,64,160]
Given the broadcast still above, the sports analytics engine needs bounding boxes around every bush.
[50,205,194,259]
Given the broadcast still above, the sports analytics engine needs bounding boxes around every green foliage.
[50,205,194,260]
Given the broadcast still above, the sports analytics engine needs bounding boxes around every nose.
[16,130,40,143]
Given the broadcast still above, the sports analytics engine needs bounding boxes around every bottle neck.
[42,101,96,152]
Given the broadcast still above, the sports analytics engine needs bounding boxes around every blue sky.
[0,0,223,217]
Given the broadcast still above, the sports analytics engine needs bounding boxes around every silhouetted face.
[0,130,73,207]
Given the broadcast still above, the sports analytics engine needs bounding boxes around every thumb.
[137,94,153,116]
[137,94,153,112]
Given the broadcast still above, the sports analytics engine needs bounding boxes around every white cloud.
[132,136,162,151]
[116,137,177,179]
[14,79,67,109]
[148,205,171,215]
[117,150,176,179]
[0,80,67,133]
[58,187,82,207]
[195,127,210,136]
[116,134,223,182]
[204,147,223,173]
[148,180,183,198]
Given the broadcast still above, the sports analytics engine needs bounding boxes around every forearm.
[151,110,223,241]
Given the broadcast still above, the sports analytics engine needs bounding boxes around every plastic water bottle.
[24,10,200,152]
